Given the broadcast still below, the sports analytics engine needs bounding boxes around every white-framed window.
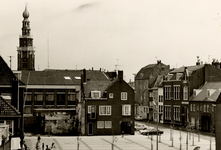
[91,105,96,119]
[193,104,195,112]
[200,105,202,112]
[207,105,210,113]
[91,91,101,98]
[121,92,127,100]
[164,105,171,120]
[190,104,192,111]
[99,106,111,115]
[164,86,171,100]
[174,106,180,121]
[105,121,112,128]
[174,85,180,100]
[97,121,104,129]
[204,105,206,112]
[183,86,188,100]
[109,93,114,98]
[122,105,131,116]
[88,105,92,114]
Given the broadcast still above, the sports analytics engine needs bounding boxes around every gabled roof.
[171,65,204,75]
[84,80,113,98]
[0,55,24,86]
[190,82,221,102]
[151,75,164,88]
[135,63,157,79]
[0,96,21,117]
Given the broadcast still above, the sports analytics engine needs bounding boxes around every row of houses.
[135,59,221,132]
[0,54,135,136]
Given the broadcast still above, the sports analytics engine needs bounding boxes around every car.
[139,128,163,135]
[134,123,154,131]
[135,115,143,121]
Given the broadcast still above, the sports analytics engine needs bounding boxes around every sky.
[1,0,221,82]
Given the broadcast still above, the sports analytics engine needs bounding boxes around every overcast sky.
[1,0,221,82]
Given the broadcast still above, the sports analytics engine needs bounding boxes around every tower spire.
[17,6,35,71]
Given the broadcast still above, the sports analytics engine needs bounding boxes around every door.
[121,122,131,134]
[88,122,93,135]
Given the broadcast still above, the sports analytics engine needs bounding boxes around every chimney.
[157,60,161,64]
[82,69,86,83]
[196,56,200,65]
[118,70,123,81]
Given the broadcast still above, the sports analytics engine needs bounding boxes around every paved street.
[23,122,216,150]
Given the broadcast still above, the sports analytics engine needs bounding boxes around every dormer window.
[91,91,101,98]
[207,90,210,97]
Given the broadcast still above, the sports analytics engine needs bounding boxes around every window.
[204,105,206,112]
[183,86,188,100]
[159,95,163,102]
[105,121,112,128]
[122,105,131,116]
[91,91,101,98]
[99,106,111,115]
[207,105,210,113]
[174,106,180,121]
[164,86,171,100]
[88,106,91,114]
[193,104,195,112]
[200,105,202,112]
[196,105,199,111]
[164,105,171,120]
[97,121,104,129]
[190,104,192,111]
[159,105,163,113]
[109,93,114,98]
[174,85,180,100]
[91,106,96,119]
[121,92,127,100]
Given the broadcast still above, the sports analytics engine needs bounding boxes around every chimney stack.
[118,70,123,81]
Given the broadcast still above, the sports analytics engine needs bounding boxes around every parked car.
[134,123,154,131]
[135,115,143,121]
[139,128,163,135]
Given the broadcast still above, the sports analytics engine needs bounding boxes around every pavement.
[22,129,215,150]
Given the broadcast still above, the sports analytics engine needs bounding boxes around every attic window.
[75,77,81,80]
[91,91,101,99]
[64,76,71,80]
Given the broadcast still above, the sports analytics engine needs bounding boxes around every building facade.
[135,60,170,120]
[163,63,221,127]
[84,71,135,135]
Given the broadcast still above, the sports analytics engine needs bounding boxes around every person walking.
[35,136,41,150]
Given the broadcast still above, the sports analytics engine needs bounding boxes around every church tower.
[17,6,35,71]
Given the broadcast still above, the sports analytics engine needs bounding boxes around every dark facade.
[0,55,25,136]
[163,64,221,127]
[85,71,135,135]
[189,82,220,132]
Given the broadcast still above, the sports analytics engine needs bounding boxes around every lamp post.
[186,122,191,150]
[170,120,174,147]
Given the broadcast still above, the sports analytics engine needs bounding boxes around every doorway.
[88,122,93,135]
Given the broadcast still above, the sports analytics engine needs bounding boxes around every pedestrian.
[35,136,41,150]
[121,131,124,138]
[23,141,28,150]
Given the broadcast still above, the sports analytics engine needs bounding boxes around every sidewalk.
[23,130,216,150]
